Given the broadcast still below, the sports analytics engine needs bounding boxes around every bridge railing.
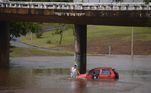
[0,2,151,10]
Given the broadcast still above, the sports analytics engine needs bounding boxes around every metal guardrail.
[0,2,151,10]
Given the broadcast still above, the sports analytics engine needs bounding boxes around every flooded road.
[0,55,151,93]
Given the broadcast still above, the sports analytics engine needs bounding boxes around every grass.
[22,27,74,48]
[10,47,73,57]
[21,25,151,55]
[87,26,131,41]
[87,26,151,41]
[22,25,151,47]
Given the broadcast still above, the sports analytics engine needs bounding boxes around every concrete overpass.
[0,2,151,26]
[0,1,151,73]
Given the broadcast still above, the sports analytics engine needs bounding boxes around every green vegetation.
[22,25,74,48]
[10,22,42,40]
[144,0,151,4]
[21,25,151,55]
[22,25,151,46]
[10,47,73,57]
[87,26,151,41]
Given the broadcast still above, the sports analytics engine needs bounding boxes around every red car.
[77,67,119,80]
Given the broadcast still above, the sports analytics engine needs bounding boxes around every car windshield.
[87,69,100,75]
[87,69,94,75]
[102,69,111,75]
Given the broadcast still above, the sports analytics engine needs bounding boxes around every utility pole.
[131,26,134,57]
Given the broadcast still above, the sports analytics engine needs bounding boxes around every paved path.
[10,38,62,51]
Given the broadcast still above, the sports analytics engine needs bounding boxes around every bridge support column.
[0,21,9,68]
[74,24,87,74]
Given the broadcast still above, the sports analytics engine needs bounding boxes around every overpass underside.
[0,8,151,26]
[0,7,151,72]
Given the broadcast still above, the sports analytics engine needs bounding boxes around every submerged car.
[77,67,119,80]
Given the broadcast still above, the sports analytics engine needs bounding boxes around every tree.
[52,24,65,45]
[144,0,151,26]
[144,0,151,4]
[9,22,41,40]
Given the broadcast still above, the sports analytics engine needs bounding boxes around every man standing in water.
[70,65,80,79]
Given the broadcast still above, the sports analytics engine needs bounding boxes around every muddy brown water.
[0,55,151,93]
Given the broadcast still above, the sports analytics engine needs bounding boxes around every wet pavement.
[0,55,151,93]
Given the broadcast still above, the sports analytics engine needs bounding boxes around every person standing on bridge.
[70,64,80,79]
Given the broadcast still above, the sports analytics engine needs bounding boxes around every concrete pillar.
[74,24,87,74]
[0,21,9,68]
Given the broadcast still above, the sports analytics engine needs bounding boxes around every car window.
[102,69,111,75]
[94,69,100,75]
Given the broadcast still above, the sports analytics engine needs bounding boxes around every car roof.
[88,67,114,71]
[93,67,113,70]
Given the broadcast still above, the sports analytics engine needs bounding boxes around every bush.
[46,40,52,44]
[36,32,43,38]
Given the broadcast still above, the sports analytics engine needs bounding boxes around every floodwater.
[0,55,151,93]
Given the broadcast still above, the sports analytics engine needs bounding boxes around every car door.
[86,69,94,79]
[93,69,100,79]
[100,68,111,79]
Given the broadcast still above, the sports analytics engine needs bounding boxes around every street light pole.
[131,26,134,57]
